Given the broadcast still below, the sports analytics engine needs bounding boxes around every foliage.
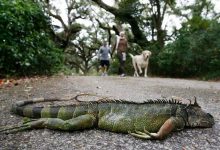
[0,0,63,77]
[145,42,162,75]
[148,0,220,79]
[157,20,220,79]
[42,0,88,49]
[64,27,102,75]
[118,0,139,16]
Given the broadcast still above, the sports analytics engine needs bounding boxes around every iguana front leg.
[129,117,185,140]
[128,130,152,139]
[0,114,97,133]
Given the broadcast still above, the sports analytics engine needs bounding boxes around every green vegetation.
[0,0,219,80]
[157,20,220,79]
[0,0,63,77]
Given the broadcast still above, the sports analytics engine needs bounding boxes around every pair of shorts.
[100,60,110,68]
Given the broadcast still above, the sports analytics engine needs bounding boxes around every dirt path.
[0,76,220,150]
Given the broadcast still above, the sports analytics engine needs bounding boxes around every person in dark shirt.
[98,41,111,76]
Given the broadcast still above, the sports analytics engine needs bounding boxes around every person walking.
[98,41,111,76]
[113,31,128,77]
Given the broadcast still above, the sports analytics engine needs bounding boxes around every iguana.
[0,95,215,140]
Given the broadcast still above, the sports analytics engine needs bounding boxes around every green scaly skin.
[0,96,215,140]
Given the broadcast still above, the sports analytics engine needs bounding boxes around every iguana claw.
[128,130,152,139]
[144,127,160,139]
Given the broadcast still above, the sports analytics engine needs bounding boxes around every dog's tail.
[128,53,134,58]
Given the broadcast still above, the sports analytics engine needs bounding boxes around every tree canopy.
[0,0,63,77]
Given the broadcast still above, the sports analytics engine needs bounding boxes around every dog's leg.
[133,71,137,77]
[134,68,139,77]
[144,67,148,77]
[134,66,139,77]
[138,65,142,75]
[133,59,139,77]
[144,63,149,77]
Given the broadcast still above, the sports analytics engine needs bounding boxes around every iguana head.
[186,102,214,128]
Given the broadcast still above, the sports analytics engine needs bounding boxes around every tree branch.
[91,0,148,47]
[161,2,167,21]
[49,12,68,31]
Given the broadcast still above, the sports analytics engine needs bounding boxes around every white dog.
[129,50,151,77]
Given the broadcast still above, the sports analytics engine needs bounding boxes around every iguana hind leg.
[45,114,97,131]
[0,114,97,133]
[0,119,45,133]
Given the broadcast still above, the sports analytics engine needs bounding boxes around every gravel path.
[0,76,220,150]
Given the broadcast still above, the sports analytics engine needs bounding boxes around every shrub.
[157,21,220,79]
[0,0,63,77]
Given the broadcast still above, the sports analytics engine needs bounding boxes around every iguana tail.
[11,97,73,119]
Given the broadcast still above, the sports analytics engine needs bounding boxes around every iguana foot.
[0,119,46,134]
[143,127,159,139]
[128,127,163,140]
[128,130,152,139]
[0,123,30,134]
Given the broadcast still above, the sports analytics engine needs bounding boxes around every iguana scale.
[0,95,215,140]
